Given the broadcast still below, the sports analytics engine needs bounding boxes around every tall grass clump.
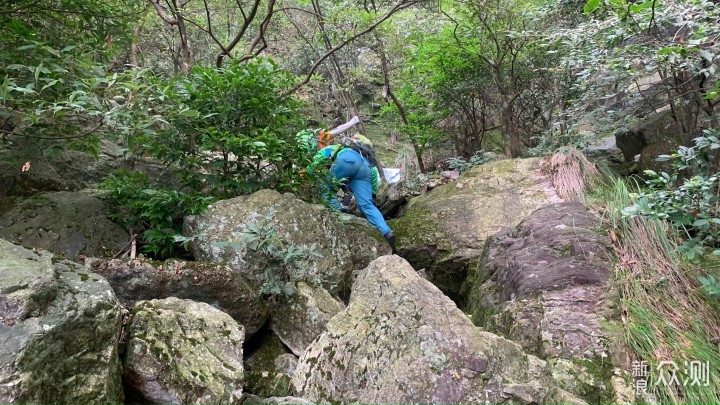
[590,176,720,404]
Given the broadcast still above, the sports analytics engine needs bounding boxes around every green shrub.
[101,170,215,258]
[698,275,720,298]
[623,130,720,261]
[446,151,491,173]
[142,59,311,199]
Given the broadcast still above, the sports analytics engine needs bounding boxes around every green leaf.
[179,109,200,118]
[700,50,714,63]
[693,219,709,227]
[34,63,43,82]
[629,1,652,13]
[41,79,59,90]
[583,0,602,14]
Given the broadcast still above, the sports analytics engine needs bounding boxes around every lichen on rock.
[183,189,391,296]
[269,282,344,357]
[0,239,124,404]
[293,255,583,404]
[0,191,128,260]
[123,297,245,404]
[389,158,559,299]
[463,202,629,403]
[91,258,268,336]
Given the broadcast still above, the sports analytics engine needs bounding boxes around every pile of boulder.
[1,158,633,404]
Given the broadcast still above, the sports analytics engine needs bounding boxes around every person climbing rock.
[301,116,395,253]
[314,143,396,254]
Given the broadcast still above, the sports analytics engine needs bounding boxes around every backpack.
[332,134,385,179]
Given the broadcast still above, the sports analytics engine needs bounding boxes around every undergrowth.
[585,175,720,404]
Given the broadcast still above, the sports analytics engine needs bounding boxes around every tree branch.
[240,0,276,61]
[0,0,42,15]
[275,7,322,17]
[1,120,104,140]
[216,0,262,68]
[150,0,177,25]
[281,0,417,97]
[184,13,230,56]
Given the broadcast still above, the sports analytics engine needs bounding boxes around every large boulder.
[388,158,560,299]
[0,144,116,198]
[90,258,267,335]
[584,136,632,175]
[615,111,685,174]
[123,297,245,404]
[0,191,128,260]
[293,255,582,405]
[269,282,344,357]
[0,239,124,403]
[241,394,313,405]
[184,189,391,296]
[463,202,626,403]
[0,139,176,198]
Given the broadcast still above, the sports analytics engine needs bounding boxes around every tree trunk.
[172,0,191,73]
[377,43,425,173]
[311,0,365,133]
[130,23,143,68]
[501,100,522,158]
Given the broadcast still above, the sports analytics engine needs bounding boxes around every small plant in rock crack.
[218,208,323,297]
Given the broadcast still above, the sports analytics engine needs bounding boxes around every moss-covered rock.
[269,282,344,356]
[244,371,294,398]
[245,332,289,373]
[0,239,124,403]
[463,202,627,403]
[0,191,128,260]
[91,258,267,336]
[123,297,245,404]
[388,158,558,299]
[293,255,583,404]
[184,189,391,296]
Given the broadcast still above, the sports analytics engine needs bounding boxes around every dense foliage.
[143,59,306,198]
[0,0,144,154]
[624,129,720,260]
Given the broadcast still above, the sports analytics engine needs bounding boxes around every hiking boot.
[384,231,397,254]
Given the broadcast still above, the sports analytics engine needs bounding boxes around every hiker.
[301,116,395,253]
[314,143,396,253]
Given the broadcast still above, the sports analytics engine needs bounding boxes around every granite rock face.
[184,189,391,296]
[464,202,627,403]
[123,297,245,404]
[0,239,124,404]
[0,191,128,260]
[389,158,559,299]
[269,282,344,357]
[91,258,267,335]
[293,255,582,405]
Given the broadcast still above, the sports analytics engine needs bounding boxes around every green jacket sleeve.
[307,146,335,174]
[371,166,379,195]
